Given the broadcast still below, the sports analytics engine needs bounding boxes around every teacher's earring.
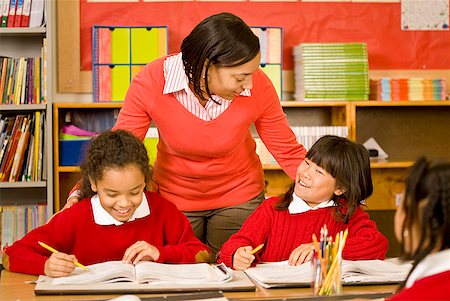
[403,229,409,238]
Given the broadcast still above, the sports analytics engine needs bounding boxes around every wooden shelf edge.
[56,166,81,172]
[53,102,123,109]
[0,104,47,111]
[352,100,450,107]
[281,101,348,107]
[370,161,414,168]
[0,27,46,35]
[0,181,47,188]
[281,100,450,108]
[263,161,414,170]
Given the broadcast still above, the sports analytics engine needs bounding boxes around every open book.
[35,261,256,295]
[244,258,412,288]
[51,261,232,285]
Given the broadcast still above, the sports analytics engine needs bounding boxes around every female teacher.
[68,12,306,257]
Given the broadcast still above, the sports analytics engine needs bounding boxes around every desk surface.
[0,270,397,301]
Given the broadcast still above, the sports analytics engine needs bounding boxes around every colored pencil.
[250,243,264,255]
[38,241,89,271]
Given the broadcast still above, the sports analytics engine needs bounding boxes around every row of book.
[0,0,45,28]
[369,78,447,101]
[293,43,370,101]
[0,40,46,105]
[0,204,47,250]
[0,111,46,182]
[255,126,349,165]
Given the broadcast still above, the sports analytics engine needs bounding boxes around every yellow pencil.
[250,243,264,255]
[38,241,89,271]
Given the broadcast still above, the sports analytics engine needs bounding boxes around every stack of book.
[293,43,369,101]
[0,111,45,182]
[291,126,348,151]
[1,204,47,250]
[255,126,348,165]
[369,78,447,101]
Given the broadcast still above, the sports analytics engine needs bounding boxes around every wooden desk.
[0,270,397,301]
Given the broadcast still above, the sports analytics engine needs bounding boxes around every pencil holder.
[311,226,347,296]
[311,251,343,296]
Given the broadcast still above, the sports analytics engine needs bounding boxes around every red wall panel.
[80,1,450,71]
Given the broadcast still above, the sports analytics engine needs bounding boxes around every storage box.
[59,139,91,166]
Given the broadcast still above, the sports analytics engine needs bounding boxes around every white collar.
[162,53,251,97]
[288,193,335,214]
[405,249,450,288]
[91,193,150,226]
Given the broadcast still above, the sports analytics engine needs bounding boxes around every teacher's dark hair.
[181,12,260,102]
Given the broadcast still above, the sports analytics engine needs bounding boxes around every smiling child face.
[294,158,343,207]
[90,163,146,222]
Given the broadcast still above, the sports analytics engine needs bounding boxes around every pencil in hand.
[250,243,264,255]
[38,241,90,271]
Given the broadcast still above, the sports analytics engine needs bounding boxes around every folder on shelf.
[1,0,11,27]
[19,0,30,27]
[6,0,16,27]
[13,0,22,27]
[29,0,44,28]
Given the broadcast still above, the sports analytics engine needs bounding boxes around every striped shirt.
[163,53,251,121]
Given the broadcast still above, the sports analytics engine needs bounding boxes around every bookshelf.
[0,1,54,248]
[53,100,450,257]
[52,100,450,209]
[53,102,122,211]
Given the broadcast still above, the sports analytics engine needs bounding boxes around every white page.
[244,259,412,286]
[135,262,232,284]
[52,261,136,285]
[245,261,313,284]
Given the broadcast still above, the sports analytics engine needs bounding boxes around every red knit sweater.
[4,191,210,275]
[218,197,388,268]
[389,270,450,300]
[113,54,306,211]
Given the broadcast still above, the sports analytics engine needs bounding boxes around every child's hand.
[288,243,315,266]
[232,246,255,271]
[44,252,77,277]
[122,240,160,265]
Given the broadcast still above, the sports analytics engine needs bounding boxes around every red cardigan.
[218,197,388,268]
[389,270,450,300]
[4,191,210,275]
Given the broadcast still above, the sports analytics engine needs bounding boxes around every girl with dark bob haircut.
[219,135,387,270]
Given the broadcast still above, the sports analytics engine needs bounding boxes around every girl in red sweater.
[2,130,210,277]
[218,135,388,270]
[389,157,450,300]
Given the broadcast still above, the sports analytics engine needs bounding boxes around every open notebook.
[35,261,255,295]
[244,258,412,288]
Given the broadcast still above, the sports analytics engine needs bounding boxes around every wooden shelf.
[263,161,414,171]
[53,102,122,211]
[352,100,450,107]
[0,104,47,111]
[57,166,81,173]
[0,181,47,188]
[52,102,123,109]
[280,101,348,107]
[0,1,54,218]
[0,27,46,36]
[370,161,414,169]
